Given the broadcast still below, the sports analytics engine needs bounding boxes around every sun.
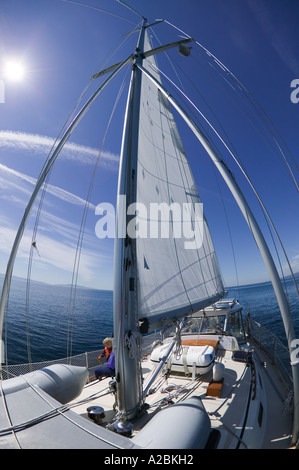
[4,59,26,82]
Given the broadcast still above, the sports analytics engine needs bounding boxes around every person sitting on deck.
[95,337,113,364]
[94,350,115,380]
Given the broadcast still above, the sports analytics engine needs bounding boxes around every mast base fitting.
[114,420,133,437]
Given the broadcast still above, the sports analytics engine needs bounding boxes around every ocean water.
[228,274,299,342]
[0,273,298,365]
[0,275,114,365]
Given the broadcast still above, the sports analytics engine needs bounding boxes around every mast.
[137,63,299,444]
[113,18,147,419]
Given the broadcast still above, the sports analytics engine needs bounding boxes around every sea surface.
[0,273,298,365]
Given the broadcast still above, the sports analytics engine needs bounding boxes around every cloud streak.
[0,130,119,169]
[248,0,299,76]
[0,224,104,283]
[0,131,117,286]
[0,162,96,210]
[0,199,113,287]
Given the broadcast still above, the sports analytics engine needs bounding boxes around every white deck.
[69,334,293,449]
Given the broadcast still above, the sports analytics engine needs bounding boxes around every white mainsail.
[135,31,224,332]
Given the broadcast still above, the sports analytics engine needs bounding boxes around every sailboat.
[0,1,298,449]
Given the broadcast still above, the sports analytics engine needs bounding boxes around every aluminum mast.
[113,18,147,420]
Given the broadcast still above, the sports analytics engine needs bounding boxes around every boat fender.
[4,364,89,404]
[131,396,211,449]
[213,362,225,382]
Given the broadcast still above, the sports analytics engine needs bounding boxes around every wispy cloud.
[0,130,119,169]
[0,162,96,210]
[0,223,104,283]
[0,135,116,286]
[0,131,117,287]
[0,201,113,287]
[248,0,299,76]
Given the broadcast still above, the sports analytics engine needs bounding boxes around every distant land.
[0,273,112,292]
[0,271,298,294]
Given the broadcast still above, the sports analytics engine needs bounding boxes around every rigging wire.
[143,42,299,299]
[147,29,222,302]
[148,26,187,95]
[2,8,297,374]
[0,380,22,448]
[93,20,142,76]
[187,49,299,298]
[21,34,134,365]
[116,0,145,20]
[60,0,137,24]
[24,78,96,368]
[145,48,284,299]
[155,86,194,311]
[66,67,130,359]
[22,14,140,364]
[163,19,299,191]
[215,170,241,295]
[143,29,224,302]
[143,55,259,291]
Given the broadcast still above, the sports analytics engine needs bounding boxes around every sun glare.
[4,59,26,82]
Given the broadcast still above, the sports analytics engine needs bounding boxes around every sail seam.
[141,253,221,304]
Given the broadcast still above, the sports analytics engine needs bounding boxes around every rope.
[124,331,142,360]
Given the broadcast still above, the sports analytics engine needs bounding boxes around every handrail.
[246,317,293,389]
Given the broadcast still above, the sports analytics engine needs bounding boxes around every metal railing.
[246,316,293,390]
[0,349,102,381]
[1,333,162,381]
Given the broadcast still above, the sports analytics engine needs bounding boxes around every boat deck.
[69,334,293,449]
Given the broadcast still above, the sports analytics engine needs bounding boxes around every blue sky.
[0,0,298,290]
